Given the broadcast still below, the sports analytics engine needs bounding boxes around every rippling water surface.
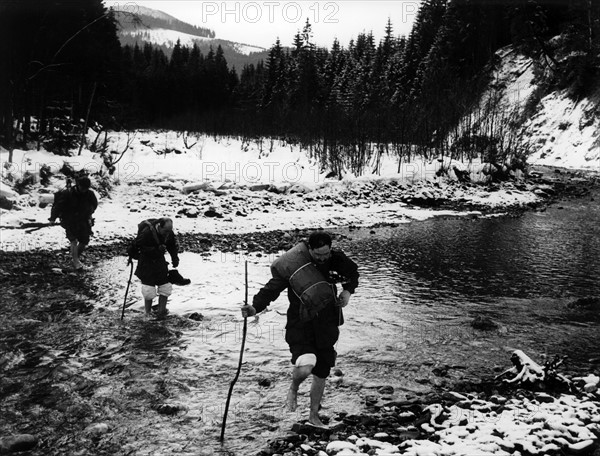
[93,189,600,455]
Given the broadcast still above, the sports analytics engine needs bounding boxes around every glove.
[172,257,179,268]
[158,244,167,254]
[241,305,257,318]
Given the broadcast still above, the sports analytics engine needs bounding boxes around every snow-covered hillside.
[523,87,600,169]
[121,28,210,48]
[121,29,266,55]
[477,46,600,171]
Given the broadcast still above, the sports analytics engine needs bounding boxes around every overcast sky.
[107,1,421,49]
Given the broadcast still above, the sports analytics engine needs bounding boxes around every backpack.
[126,220,158,261]
[126,239,140,261]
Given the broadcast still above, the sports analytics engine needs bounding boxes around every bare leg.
[144,299,153,316]
[77,242,87,257]
[157,295,168,316]
[287,365,312,412]
[309,375,327,427]
[70,241,82,269]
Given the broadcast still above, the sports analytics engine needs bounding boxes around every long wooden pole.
[121,260,134,320]
[220,261,248,442]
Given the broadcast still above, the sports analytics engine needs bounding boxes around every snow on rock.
[325,441,359,453]
[524,88,600,170]
[399,393,599,456]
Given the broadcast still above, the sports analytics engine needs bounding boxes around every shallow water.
[91,189,600,455]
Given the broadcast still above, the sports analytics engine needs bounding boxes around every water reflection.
[91,189,600,454]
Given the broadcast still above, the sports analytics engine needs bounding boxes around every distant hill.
[113,5,269,70]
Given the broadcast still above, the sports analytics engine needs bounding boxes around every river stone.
[378,386,394,395]
[157,404,182,415]
[186,312,203,321]
[470,316,498,330]
[0,434,38,453]
[258,377,271,387]
[442,391,467,402]
[204,209,223,218]
[182,182,211,194]
[0,196,14,210]
[249,184,270,192]
[568,439,595,454]
[534,392,555,403]
[85,423,109,436]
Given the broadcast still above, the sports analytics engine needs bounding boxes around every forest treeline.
[1,0,599,173]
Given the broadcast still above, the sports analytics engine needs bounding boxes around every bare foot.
[286,387,298,412]
[308,414,328,428]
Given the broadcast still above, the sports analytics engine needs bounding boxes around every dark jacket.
[253,242,359,340]
[51,187,98,227]
[134,219,179,286]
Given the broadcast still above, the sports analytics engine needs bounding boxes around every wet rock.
[258,377,271,387]
[470,315,498,330]
[204,209,223,218]
[0,196,14,210]
[378,386,394,395]
[534,392,555,403]
[186,312,204,321]
[568,439,595,454]
[0,434,38,453]
[84,423,109,437]
[442,391,467,402]
[432,366,449,377]
[249,184,270,192]
[279,431,306,443]
[157,403,183,415]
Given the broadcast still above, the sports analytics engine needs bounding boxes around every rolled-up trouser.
[141,283,172,300]
[286,323,339,379]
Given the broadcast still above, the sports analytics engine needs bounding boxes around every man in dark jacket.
[134,217,180,318]
[241,231,359,427]
[49,176,98,270]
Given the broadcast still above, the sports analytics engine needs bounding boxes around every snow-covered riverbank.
[4,132,597,254]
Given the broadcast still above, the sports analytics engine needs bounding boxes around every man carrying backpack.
[132,217,180,319]
[49,176,98,271]
[241,231,359,428]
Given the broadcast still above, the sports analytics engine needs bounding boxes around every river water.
[93,189,600,455]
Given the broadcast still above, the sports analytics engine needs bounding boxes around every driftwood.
[495,350,574,391]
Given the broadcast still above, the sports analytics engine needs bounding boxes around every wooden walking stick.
[220,260,249,442]
[121,258,134,320]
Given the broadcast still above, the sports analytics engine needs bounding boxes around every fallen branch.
[495,350,574,392]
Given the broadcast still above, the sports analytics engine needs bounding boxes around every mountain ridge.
[113,5,269,68]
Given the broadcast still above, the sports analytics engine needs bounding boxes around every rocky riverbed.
[1,166,599,455]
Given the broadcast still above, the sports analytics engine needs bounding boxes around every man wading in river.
[49,176,98,271]
[133,217,180,319]
[241,231,359,427]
